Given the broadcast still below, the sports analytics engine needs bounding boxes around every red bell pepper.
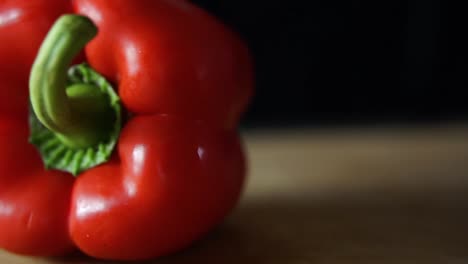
[0,0,253,261]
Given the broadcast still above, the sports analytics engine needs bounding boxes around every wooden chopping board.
[2,124,468,263]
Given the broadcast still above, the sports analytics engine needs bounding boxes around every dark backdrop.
[192,0,467,128]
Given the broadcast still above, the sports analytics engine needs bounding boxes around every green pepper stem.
[30,15,111,149]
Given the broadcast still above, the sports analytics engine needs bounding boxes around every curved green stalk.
[29,14,104,148]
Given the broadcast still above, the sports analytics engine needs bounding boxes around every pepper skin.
[0,0,253,261]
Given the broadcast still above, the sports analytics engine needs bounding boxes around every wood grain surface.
[2,124,468,263]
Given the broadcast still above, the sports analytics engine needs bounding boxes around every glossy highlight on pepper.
[0,0,253,260]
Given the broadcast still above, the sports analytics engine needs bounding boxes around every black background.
[192,0,467,128]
